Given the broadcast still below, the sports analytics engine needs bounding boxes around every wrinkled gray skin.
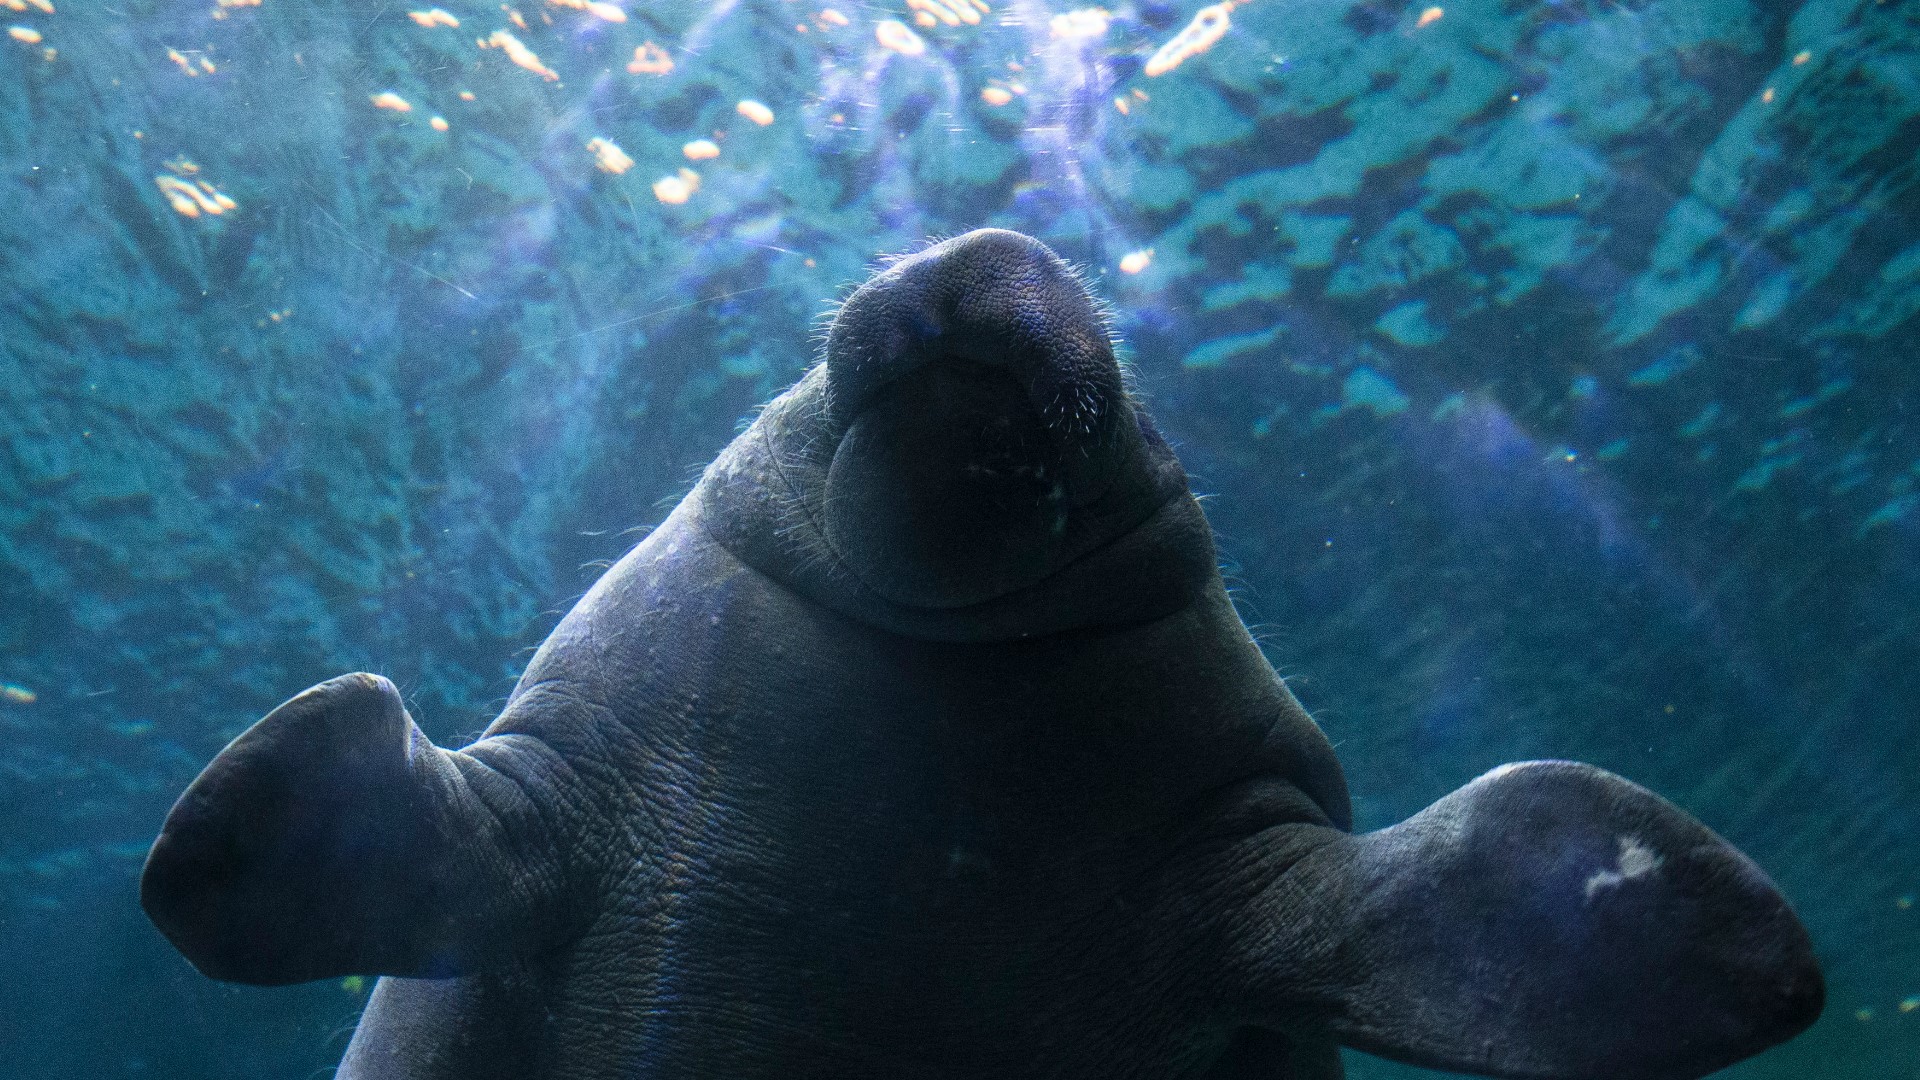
[143,230,1823,1080]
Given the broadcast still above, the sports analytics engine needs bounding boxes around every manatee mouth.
[819,230,1147,610]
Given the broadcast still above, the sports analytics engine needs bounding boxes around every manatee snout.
[824,228,1122,437]
[820,229,1157,610]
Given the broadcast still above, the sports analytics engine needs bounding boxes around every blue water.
[0,0,1915,1076]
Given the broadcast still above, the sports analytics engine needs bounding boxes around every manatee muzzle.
[824,228,1122,439]
[820,229,1140,611]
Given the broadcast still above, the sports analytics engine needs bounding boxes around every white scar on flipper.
[1583,836,1664,901]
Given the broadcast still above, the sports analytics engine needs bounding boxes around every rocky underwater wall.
[0,0,1916,1076]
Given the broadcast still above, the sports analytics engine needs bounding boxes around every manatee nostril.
[824,229,1122,442]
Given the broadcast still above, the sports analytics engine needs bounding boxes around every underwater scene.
[1,0,1916,1076]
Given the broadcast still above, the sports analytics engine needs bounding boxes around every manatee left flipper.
[141,673,571,986]
[1218,761,1822,1080]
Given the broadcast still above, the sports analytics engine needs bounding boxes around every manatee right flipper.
[141,673,571,986]
[1221,761,1822,1080]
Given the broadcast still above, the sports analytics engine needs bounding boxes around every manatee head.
[700,228,1214,639]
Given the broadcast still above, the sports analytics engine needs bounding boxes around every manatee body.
[142,230,1822,1080]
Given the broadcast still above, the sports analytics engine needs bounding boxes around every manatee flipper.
[1227,761,1822,1080]
[141,673,568,986]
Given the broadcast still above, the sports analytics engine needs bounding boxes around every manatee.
[142,229,1822,1080]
